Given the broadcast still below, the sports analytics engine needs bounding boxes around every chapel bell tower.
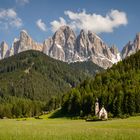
[95,98,99,116]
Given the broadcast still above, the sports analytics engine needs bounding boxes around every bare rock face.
[9,38,20,56]
[90,55,113,69]
[134,33,140,51]
[43,26,76,62]
[88,31,112,59]
[110,45,119,55]
[18,30,43,53]
[43,37,53,55]
[121,41,134,59]
[42,26,120,68]
[88,31,115,68]
[76,30,92,58]
[110,45,121,64]
[74,30,120,68]
[121,33,140,59]
[9,30,43,56]
[49,43,65,61]
[0,41,9,59]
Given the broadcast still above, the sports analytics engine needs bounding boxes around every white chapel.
[95,98,108,120]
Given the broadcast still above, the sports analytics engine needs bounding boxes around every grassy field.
[0,116,140,140]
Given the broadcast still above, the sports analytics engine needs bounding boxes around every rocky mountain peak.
[88,31,113,60]
[43,26,122,68]
[18,30,34,53]
[76,29,91,58]
[0,41,9,59]
[110,45,121,64]
[110,45,119,55]
[43,37,53,54]
[20,30,29,40]
[59,25,71,30]
[8,30,43,56]
[79,30,88,40]
[121,41,133,59]
[20,29,28,35]
[88,31,102,43]
[54,25,75,37]
[47,26,77,62]
[121,33,140,59]
[1,41,8,47]
[136,32,140,39]
[53,25,76,45]
[134,32,140,51]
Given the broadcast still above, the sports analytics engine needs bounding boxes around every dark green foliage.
[62,51,140,117]
[0,96,43,118]
[0,50,102,101]
[70,61,103,75]
[0,50,102,118]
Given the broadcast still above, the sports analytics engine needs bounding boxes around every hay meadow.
[0,116,140,140]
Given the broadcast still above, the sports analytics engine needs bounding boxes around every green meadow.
[0,116,140,140]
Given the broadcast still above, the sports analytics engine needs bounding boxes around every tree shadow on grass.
[49,109,77,119]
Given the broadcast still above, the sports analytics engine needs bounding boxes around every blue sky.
[0,0,140,51]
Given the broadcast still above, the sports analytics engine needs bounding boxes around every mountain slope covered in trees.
[0,50,103,118]
[62,51,140,117]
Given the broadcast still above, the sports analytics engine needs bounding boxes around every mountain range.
[0,25,140,69]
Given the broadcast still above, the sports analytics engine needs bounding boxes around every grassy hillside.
[0,116,140,140]
[62,51,140,117]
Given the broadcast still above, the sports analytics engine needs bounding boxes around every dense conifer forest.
[62,51,140,117]
[0,50,103,118]
[1,50,140,118]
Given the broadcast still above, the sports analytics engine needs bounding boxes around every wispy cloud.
[16,0,29,5]
[51,9,128,33]
[36,19,47,32]
[50,17,67,32]
[0,8,22,30]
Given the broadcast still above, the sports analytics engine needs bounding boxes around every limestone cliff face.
[110,45,121,64]
[9,38,20,56]
[74,30,121,68]
[134,33,140,51]
[43,26,76,62]
[42,26,121,68]
[18,30,43,52]
[122,33,140,59]
[88,31,112,59]
[43,38,53,56]
[0,41,9,59]
[76,30,92,58]
[9,30,43,57]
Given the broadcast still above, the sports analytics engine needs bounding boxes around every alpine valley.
[0,49,103,118]
[0,25,140,118]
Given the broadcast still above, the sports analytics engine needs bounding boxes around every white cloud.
[36,19,47,32]
[50,17,67,32]
[51,10,128,33]
[0,8,22,30]
[16,0,29,5]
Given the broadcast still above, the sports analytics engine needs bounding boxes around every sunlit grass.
[0,116,140,140]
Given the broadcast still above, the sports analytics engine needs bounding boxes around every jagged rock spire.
[121,33,140,59]
[0,41,9,59]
